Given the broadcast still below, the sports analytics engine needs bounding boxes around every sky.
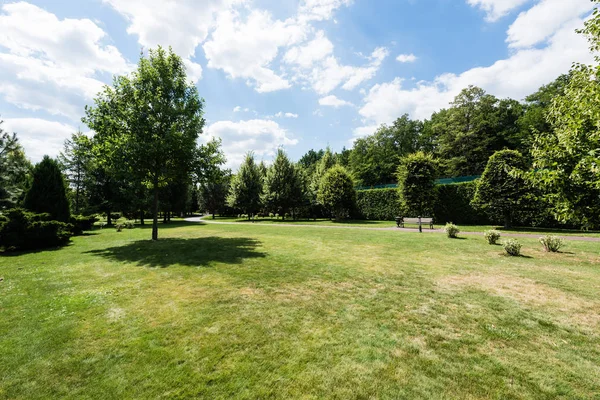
[0,0,596,169]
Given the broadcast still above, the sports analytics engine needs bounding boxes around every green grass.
[1,221,600,399]
[204,215,600,237]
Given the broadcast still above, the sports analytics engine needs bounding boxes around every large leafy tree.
[529,3,600,229]
[24,156,70,222]
[397,152,437,232]
[58,131,92,214]
[0,120,31,209]
[228,153,263,219]
[472,150,531,228]
[262,149,301,220]
[317,165,356,220]
[349,114,422,186]
[84,46,204,240]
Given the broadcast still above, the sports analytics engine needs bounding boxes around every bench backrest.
[403,217,433,223]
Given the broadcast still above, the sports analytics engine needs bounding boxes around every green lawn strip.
[1,222,599,398]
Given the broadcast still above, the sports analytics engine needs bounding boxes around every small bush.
[70,215,99,235]
[484,230,501,245]
[540,235,564,252]
[124,220,135,229]
[503,239,522,256]
[444,223,460,238]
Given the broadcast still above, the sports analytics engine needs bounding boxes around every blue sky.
[0,0,595,168]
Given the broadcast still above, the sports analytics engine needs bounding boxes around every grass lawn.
[1,221,600,399]
[204,215,600,237]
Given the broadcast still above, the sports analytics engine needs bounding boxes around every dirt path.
[185,217,600,242]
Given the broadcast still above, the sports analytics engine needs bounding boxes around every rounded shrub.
[444,223,460,238]
[318,165,356,220]
[484,230,501,245]
[503,239,522,256]
[540,235,564,252]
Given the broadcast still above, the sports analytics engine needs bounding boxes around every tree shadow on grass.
[85,236,265,268]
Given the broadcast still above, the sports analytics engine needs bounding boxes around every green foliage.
[540,235,564,253]
[262,149,304,219]
[58,131,93,214]
[23,156,70,222]
[0,119,31,209]
[473,150,531,228]
[70,215,99,235]
[528,13,600,229]
[397,152,438,217]
[317,165,356,220]
[84,46,204,240]
[0,209,72,251]
[228,153,263,217]
[349,115,422,186]
[503,239,522,256]
[444,223,460,238]
[356,188,401,220]
[433,181,488,225]
[484,230,501,245]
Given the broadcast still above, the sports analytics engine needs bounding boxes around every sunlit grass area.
[1,221,600,399]
[203,215,600,237]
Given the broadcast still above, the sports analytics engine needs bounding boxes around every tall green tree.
[472,150,531,228]
[397,152,437,232]
[262,149,299,220]
[529,3,600,228]
[84,46,204,240]
[59,131,92,214]
[317,165,356,221]
[228,153,263,219]
[24,156,70,222]
[0,120,31,209]
[200,170,231,219]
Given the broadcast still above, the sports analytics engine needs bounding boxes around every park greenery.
[1,2,599,242]
[2,3,600,397]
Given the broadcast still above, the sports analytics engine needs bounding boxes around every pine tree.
[24,156,70,221]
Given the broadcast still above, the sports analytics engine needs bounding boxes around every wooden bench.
[395,217,434,229]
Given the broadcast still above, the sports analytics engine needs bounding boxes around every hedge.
[356,188,401,220]
[0,209,72,252]
[356,182,488,224]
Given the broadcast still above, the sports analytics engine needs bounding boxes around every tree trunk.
[212,213,215,220]
[140,210,145,225]
[152,182,159,240]
[167,210,171,223]
[504,213,511,229]
[107,209,112,226]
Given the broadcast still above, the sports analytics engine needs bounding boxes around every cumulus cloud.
[396,53,417,63]
[467,0,530,22]
[506,0,594,48]
[3,118,77,162]
[283,30,333,68]
[357,15,593,131]
[0,2,132,119]
[204,119,298,168]
[319,95,354,107]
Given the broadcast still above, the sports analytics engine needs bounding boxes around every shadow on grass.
[496,226,600,236]
[85,236,265,268]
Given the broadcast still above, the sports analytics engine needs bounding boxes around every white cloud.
[3,118,76,162]
[298,0,353,22]
[284,112,299,118]
[306,46,389,94]
[357,16,593,130]
[0,2,132,119]
[467,0,531,22]
[319,95,354,107]
[272,112,299,118]
[506,0,594,48]
[203,9,307,92]
[283,30,333,68]
[396,53,417,63]
[205,119,298,168]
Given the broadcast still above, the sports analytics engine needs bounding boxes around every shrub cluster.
[0,209,72,252]
[70,215,99,235]
[484,230,501,245]
[503,239,522,256]
[540,235,564,252]
[116,220,135,232]
[444,223,460,238]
